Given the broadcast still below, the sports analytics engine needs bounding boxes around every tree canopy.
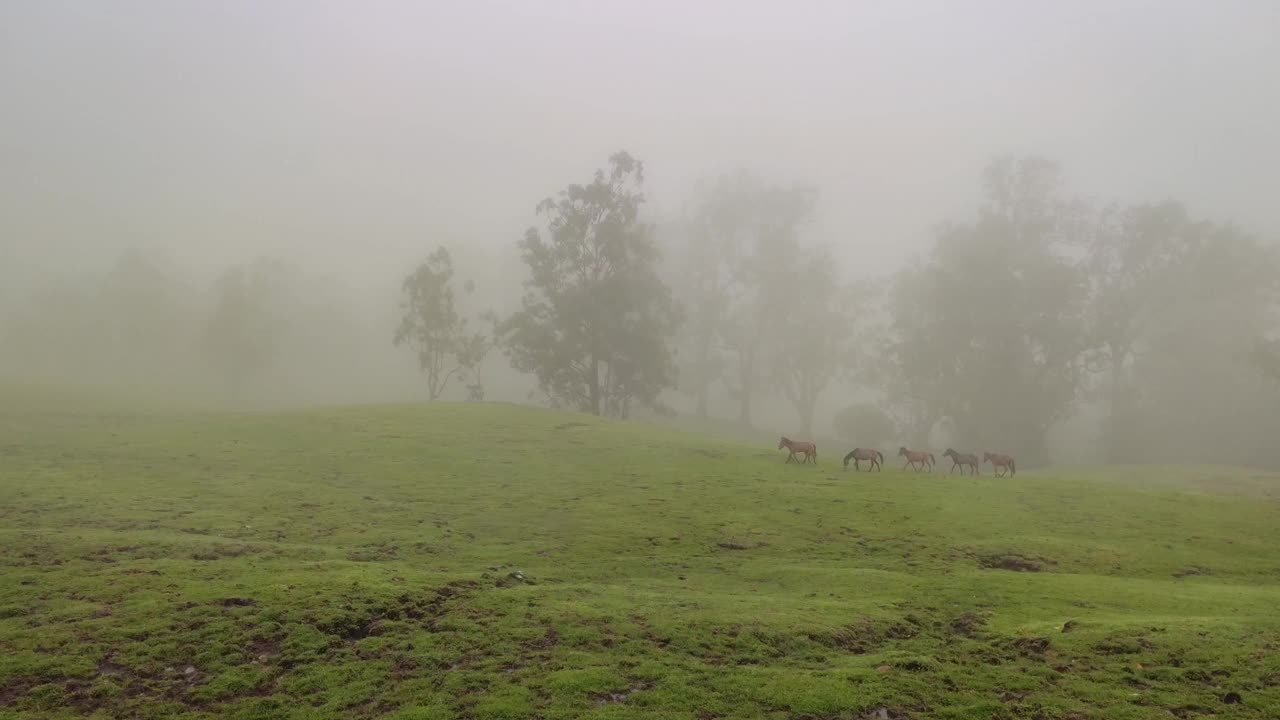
[500,152,681,418]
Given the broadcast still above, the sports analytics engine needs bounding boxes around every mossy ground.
[3,393,1279,718]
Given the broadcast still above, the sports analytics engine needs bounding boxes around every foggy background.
[3,1,1278,466]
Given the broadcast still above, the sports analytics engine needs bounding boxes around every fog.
[3,1,1279,466]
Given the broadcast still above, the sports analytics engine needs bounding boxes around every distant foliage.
[671,172,822,426]
[770,246,868,436]
[204,258,292,396]
[886,157,1090,466]
[394,247,487,400]
[833,403,896,447]
[1086,202,1280,465]
[500,151,681,418]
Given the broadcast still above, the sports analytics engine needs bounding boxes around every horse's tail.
[928,453,936,464]
[842,450,856,467]
[876,450,884,462]
[1010,458,1016,476]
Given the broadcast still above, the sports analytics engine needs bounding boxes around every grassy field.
[3,392,1280,719]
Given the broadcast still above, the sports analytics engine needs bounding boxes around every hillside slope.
[2,399,1280,719]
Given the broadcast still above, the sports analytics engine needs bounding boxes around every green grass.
[2,392,1280,719]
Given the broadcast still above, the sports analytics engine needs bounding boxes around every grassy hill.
[2,394,1280,719]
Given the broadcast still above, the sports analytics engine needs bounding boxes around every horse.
[983,452,1016,477]
[842,448,883,471]
[897,446,934,472]
[942,448,980,475]
[778,436,817,465]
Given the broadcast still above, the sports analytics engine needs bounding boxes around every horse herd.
[777,436,1017,477]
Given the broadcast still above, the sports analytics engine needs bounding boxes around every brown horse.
[983,452,1016,477]
[842,448,883,471]
[778,436,817,465]
[943,448,980,475]
[897,446,934,472]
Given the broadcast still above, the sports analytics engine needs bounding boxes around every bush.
[832,404,895,447]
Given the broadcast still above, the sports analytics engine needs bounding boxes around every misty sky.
[3,0,1278,286]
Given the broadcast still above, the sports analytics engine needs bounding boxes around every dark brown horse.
[778,436,817,465]
[943,448,980,475]
[897,446,934,472]
[983,452,1016,477]
[842,448,883,471]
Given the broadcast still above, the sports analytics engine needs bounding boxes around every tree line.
[2,150,1277,468]
[398,151,1280,468]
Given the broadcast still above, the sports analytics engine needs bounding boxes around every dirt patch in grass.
[815,617,918,654]
[1010,636,1051,656]
[249,636,281,661]
[977,551,1055,572]
[0,677,37,706]
[1093,634,1153,656]
[1168,702,1211,718]
[190,544,260,561]
[949,611,987,637]
[532,627,560,649]
[97,655,129,676]
[309,579,483,640]
[346,543,400,562]
[715,535,768,551]
[593,680,654,705]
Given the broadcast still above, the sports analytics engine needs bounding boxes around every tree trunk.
[738,350,754,427]
[588,355,601,415]
[1103,342,1134,463]
[798,397,814,438]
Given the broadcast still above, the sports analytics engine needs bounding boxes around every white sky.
[3,0,1278,285]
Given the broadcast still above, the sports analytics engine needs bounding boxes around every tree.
[886,156,1089,466]
[833,403,897,448]
[460,311,499,401]
[1086,202,1214,460]
[1109,216,1279,465]
[715,175,819,426]
[665,212,728,419]
[500,151,681,418]
[204,258,292,397]
[770,246,863,435]
[1082,199,1280,464]
[394,247,483,401]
